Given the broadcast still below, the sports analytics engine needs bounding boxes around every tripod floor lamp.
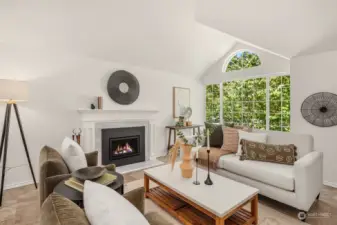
[0,79,37,206]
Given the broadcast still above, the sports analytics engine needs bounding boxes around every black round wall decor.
[107,70,140,105]
[301,92,337,127]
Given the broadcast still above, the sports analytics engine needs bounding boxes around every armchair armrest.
[85,151,98,167]
[41,174,71,206]
[123,187,145,214]
[294,151,323,211]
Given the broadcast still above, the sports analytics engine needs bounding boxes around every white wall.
[0,50,205,189]
[202,43,290,84]
[291,50,337,187]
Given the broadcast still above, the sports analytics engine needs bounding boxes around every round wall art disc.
[301,92,337,127]
[107,70,140,105]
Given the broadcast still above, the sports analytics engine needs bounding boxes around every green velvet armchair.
[39,145,116,206]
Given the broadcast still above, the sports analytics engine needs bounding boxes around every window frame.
[206,74,291,131]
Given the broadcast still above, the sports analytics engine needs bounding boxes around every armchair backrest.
[39,145,70,206]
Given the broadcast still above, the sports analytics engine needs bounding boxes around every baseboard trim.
[4,180,35,190]
[324,181,337,188]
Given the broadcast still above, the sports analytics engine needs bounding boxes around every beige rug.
[125,179,309,225]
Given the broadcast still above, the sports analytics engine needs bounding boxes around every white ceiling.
[196,0,337,58]
[0,0,235,78]
[2,0,334,78]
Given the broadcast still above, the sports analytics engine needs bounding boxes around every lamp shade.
[0,79,28,102]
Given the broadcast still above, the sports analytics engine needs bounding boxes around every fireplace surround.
[102,126,146,166]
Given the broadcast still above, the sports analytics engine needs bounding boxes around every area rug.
[124,179,309,225]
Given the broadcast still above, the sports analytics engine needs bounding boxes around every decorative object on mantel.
[301,92,337,127]
[169,129,205,179]
[107,70,140,105]
[204,129,213,186]
[173,87,190,118]
[72,128,82,145]
[90,103,96,109]
[97,96,103,109]
[0,79,37,206]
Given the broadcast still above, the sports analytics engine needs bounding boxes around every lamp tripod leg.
[0,104,12,207]
[0,104,10,163]
[13,104,37,188]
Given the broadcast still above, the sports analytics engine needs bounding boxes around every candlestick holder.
[204,149,213,185]
[193,158,200,185]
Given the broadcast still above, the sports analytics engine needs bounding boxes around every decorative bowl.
[72,166,107,181]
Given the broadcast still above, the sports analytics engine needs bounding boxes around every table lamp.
[0,79,37,207]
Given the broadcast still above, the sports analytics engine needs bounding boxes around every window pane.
[223,112,233,123]
[223,102,233,113]
[254,101,266,113]
[270,113,281,131]
[270,101,281,113]
[206,84,220,123]
[232,101,242,112]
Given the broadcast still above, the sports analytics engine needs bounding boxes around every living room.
[0,1,336,225]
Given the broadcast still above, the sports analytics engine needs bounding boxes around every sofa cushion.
[84,181,150,225]
[221,127,251,153]
[253,130,313,159]
[61,137,88,172]
[218,154,295,191]
[40,193,90,225]
[203,122,223,147]
[236,130,267,156]
[240,139,297,165]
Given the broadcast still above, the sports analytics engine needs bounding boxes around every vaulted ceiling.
[196,0,337,58]
[0,0,336,79]
[0,0,235,78]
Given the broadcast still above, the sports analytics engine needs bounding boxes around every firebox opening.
[109,135,140,159]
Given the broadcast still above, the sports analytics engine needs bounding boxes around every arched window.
[206,50,290,131]
[224,50,261,72]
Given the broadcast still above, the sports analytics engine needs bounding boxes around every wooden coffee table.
[144,164,259,225]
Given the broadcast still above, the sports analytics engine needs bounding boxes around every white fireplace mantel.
[77,108,159,121]
[78,108,159,165]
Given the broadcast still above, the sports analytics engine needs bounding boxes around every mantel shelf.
[77,108,159,114]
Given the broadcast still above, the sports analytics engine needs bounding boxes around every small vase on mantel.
[180,144,194,178]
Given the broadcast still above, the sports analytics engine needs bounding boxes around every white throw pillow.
[84,181,150,225]
[60,137,87,172]
[236,130,267,156]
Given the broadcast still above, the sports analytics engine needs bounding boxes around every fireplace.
[101,126,145,167]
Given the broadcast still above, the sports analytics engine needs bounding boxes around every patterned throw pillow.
[221,126,252,153]
[240,139,297,165]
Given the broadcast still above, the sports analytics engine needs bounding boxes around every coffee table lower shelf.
[146,186,254,225]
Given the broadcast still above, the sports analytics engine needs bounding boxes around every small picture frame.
[173,87,190,118]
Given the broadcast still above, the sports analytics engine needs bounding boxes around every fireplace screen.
[109,135,139,159]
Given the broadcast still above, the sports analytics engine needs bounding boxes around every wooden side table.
[166,125,202,151]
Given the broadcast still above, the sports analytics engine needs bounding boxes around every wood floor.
[0,170,336,225]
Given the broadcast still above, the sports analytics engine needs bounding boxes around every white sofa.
[215,131,323,217]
